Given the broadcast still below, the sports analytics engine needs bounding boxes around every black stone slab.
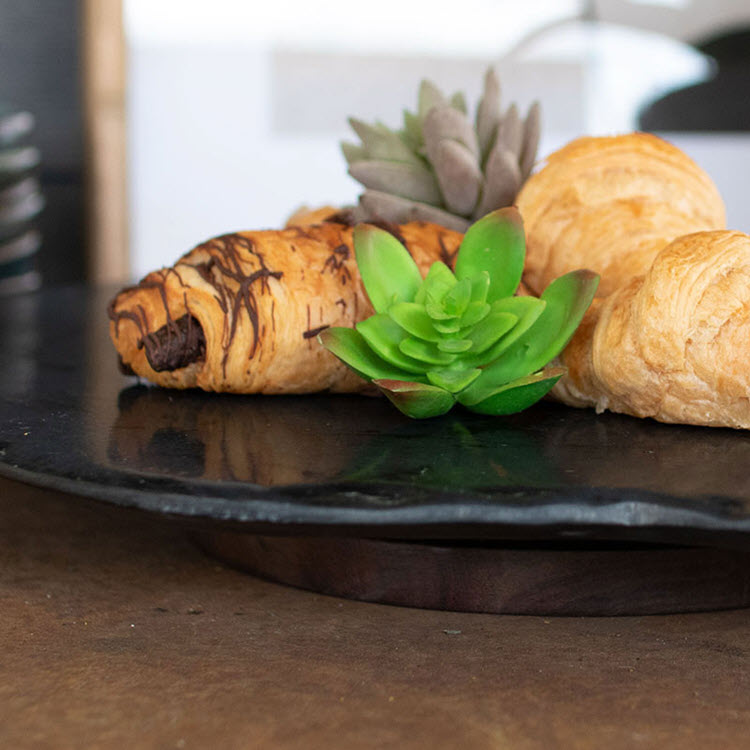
[2,285,750,549]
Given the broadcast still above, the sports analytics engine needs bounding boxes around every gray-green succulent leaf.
[344,67,542,228]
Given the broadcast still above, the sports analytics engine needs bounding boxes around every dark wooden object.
[6,286,750,618]
[198,533,750,616]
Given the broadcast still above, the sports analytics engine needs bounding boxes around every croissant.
[554,230,750,429]
[108,221,462,394]
[516,133,726,297]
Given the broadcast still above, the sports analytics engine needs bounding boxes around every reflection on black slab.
[2,285,750,542]
[545,409,750,502]
[145,428,206,478]
[108,383,750,510]
[109,385,560,490]
[109,385,398,486]
[341,417,559,490]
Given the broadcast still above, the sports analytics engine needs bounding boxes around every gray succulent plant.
[341,69,541,232]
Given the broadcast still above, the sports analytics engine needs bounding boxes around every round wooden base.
[196,533,750,616]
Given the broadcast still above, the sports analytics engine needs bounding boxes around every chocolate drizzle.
[108,271,183,355]
[109,234,282,378]
[108,291,147,340]
[318,208,357,226]
[438,231,458,268]
[108,269,201,374]
[302,324,329,340]
[322,243,352,285]
[185,233,283,377]
[140,314,206,372]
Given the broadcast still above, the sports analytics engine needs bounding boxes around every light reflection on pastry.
[516,133,726,297]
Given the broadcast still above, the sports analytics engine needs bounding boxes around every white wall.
[127,48,587,275]
[125,0,750,277]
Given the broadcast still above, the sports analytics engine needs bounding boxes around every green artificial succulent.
[318,207,598,419]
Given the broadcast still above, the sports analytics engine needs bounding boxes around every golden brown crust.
[516,133,726,297]
[553,230,750,429]
[284,205,341,227]
[109,222,462,394]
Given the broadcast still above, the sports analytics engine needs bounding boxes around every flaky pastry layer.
[516,133,726,297]
[554,230,750,428]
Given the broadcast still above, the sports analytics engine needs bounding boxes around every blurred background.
[2,0,750,286]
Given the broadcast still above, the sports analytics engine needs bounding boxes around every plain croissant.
[516,133,726,297]
[555,230,750,429]
[513,133,750,428]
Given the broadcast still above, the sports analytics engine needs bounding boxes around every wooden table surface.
[2,475,749,750]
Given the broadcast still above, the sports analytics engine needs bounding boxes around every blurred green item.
[319,207,599,418]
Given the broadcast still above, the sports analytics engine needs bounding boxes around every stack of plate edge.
[0,104,43,295]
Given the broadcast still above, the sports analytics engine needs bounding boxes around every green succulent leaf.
[388,302,441,342]
[458,366,566,413]
[467,271,490,306]
[437,338,473,354]
[454,207,525,302]
[431,318,462,334]
[425,299,458,321]
[399,337,456,365]
[348,160,442,206]
[460,296,545,368]
[459,300,491,328]
[450,91,468,115]
[373,379,455,419]
[354,225,423,314]
[416,262,455,306]
[471,270,599,386]
[399,338,456,365]
[356,314,427,375]
[318,328,419,383]
[417,80,448,121]
[443,277,472,316]
[466,311,518,354]
[341,141,366,165]
[426,367,482,393]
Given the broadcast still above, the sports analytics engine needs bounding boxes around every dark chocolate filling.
[138,314,206,372]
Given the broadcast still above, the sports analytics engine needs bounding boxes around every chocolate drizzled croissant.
[108,221,462,394]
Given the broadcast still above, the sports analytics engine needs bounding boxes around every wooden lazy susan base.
[196,533,750,617]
